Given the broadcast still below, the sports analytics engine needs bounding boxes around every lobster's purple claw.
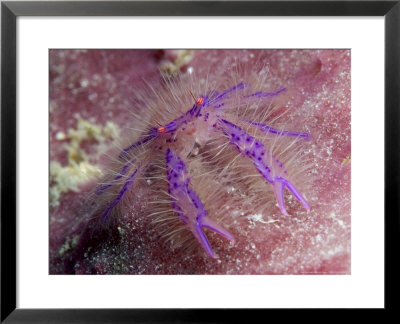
[166,148,234,258]
[195,218,234,259]
[273,177,310,215]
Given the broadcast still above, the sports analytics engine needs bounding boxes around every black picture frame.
[1,1,398,322]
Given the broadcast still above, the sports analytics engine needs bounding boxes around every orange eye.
[157,126,166,134]
[196,97,204,106]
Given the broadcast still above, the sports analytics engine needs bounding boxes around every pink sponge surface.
[49,49,350,274]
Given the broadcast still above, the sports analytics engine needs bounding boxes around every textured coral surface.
[49,49,351,274]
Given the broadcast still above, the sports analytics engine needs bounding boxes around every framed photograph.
[1,0,397,322]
